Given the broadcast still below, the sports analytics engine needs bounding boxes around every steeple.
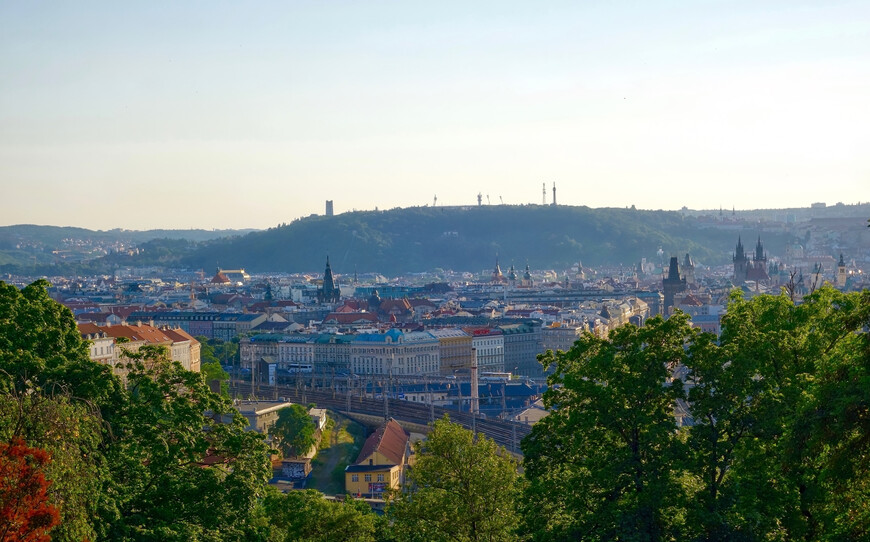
[755,236,765,261]
[317,256,341,303]
[492,255,505,282]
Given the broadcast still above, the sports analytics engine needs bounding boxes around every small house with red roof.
[345,418,411,498]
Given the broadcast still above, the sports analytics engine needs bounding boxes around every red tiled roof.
[161,327,199,345]
[323,312,378,325]
[355,419,409,466]
[211,272,231,284]
[78,323,173,345]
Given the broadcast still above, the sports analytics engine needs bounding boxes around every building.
[317,257,341,304]
[662,257,687,315]
[233,401,294,433]
[78,322,201,380]
[541,322,583,353]
[345,418,411,499]
[427,328,473,375]
[499,320,544,378]
[325,200,334,217]
[733,236,770,285]
[682,253,696,286]
[312,333,355,374]
[350,329,440,376]
[463,327,505,373]
[126,311,267,341]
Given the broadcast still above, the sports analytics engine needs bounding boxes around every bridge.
[230,380,533,454]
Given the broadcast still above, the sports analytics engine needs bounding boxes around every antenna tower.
[542,183,546,205]
[477,193,482,206]
[552,182,557,206]
[433,195,437,207]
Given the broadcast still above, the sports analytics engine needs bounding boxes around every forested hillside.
[178,206,788,274]
[1,206,796,275]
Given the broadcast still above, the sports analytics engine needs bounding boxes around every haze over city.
[2,1,868,230]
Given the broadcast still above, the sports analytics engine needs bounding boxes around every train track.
[230,381,532,453]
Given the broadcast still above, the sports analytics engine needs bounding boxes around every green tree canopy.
[522,313,695,541]
[388,416,521,542]
[272,404,317,458]
[264,488,387,542]
[0,279,118,403]
[522,287,870,542]
[98,345,273,541]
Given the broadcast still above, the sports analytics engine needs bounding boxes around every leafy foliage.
[98,345,273,541]
[272,404,317,458]
[0,437,60,542]
[0,279,119,402]
[388,416,521,542]
[264,488,387,542]
[523,314,695,541]
[522,287,870,542]
[0,280,272,541]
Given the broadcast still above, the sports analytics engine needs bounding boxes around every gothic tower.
[317,256,341,304]
[662,256,687,315]
[733,236,749,285]
[682,253,695,286]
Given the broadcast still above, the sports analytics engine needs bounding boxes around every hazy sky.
[1,1,868,230]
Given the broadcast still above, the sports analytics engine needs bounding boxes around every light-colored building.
[351,329,440,376]
[428,328,473,375]
[78,322,202,380]
[463,327,505,373]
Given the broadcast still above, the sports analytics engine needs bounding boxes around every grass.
[307,411,366,495]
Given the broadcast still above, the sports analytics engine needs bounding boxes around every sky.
[1,1,868,230]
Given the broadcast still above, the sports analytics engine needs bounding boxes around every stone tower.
[682,253,695,285]
[837,254,847,288]
[733,236,749,285]
[662,256,687,315]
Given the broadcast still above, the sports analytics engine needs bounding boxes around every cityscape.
[2,1,869,540]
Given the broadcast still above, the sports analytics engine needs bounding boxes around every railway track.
[230,381,532,453]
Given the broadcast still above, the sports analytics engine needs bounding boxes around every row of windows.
[350,473,385,482]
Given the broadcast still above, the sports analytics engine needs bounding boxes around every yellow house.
[345,418,410,498]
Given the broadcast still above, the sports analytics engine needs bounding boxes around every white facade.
[351,330,440,376]
[471,332,504,373]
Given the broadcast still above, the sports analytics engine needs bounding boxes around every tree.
[0,392,104,542]
[272,404,317,458]
[0,437,60,542]
[0,279,119,403]
[521,313,695,541]
[387,416,521,542]
[98,345,273,541]
[688,287,870,541]
[0,281,274,540]
[264,488,387,542]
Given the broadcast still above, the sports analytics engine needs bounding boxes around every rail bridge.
[230,380,532,454]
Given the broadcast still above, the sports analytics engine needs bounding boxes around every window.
[364,474,372,482]
[351,474,358,482]
[377,474,384,482]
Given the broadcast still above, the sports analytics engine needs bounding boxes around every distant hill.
[7,204,858,276]
[170,205,792,275]
[0,225,255,274]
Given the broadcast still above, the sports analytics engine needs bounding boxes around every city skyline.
[1,1,868,230]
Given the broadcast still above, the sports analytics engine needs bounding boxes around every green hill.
[175,205,787,274]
